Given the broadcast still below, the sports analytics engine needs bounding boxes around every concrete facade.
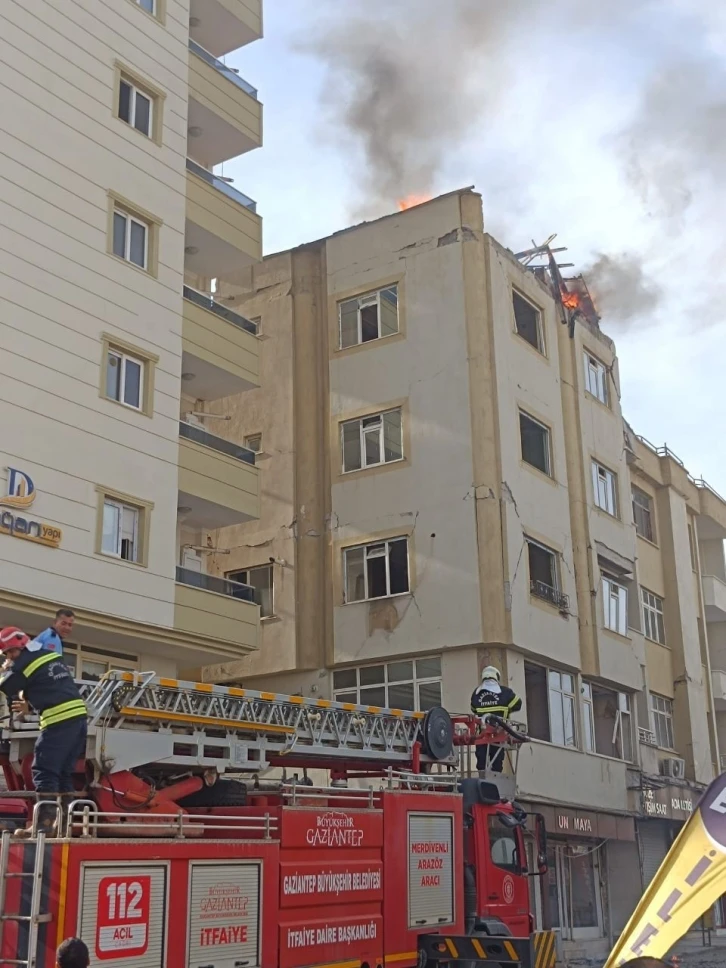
[197,189,726,957]
[0,0,264,677]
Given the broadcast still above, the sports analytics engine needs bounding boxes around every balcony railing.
[189,39,258,99]
[186,158,257,212]
[530,580,570,612]
[638,726,657,746]
[183,285,258,336]
[179,420,256,465]
[176,566,255,602]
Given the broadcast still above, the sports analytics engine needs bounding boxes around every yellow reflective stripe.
[507,696,521,709]
[474,706,509,714]
[40,699,87,729]
[24,652,57,677]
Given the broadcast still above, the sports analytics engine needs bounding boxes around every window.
[641,588,666,644]
[520,412,551,476]
[651,694,675,750]
[344,537,409,602]
[592,461,618,516]
[244,434,262,454]
[513,291,543,353]
[106,348,144,410]
[118,76,153,137]
[135,0,156,12]
[524,663,576,748]
[584,352,609,405]
[227,565,273,618]
[527,539,567,610]
[63,644,138,681]
[112,207,149,269]
[102,499,140,561]
[602,574,628,636]
[581,683,633,760]
[341,408,403,473]
[339,285,399,349]
[632,487,655,542]
[333,657,441,711]
[688,523,698,571]
[488,816,520,873]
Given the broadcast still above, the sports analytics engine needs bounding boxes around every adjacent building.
[0,0,264,677]
[192,189,726,959]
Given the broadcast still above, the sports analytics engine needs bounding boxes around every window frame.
[101,498,140,562]
[226,564,274,618]
[107,193,161,277]
[340,407,404,474]
[602,573,628,636]
[95,486,153,568]
[99,333,157,418]
[332,656,442,712]
[650,693,675,750]
[118,76,153,138]
[526,537,567,611]
[128,0,165,21]
[64,643,139,682]
[338,284,400,350]
[592,460,618,517]
[343,536,410,603]
[581,681,634,761]
[547,669,577,749]
[641,587,666,645]
[584,352,609,406]
[244,433,263,454]
[632,486,656,543]
[519,410,552,477]
[113,208,149,269]
[105,347,145,411]
[512,289,545,355]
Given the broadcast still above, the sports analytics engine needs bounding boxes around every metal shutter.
[408,813,455,928]
[639,821,671,888]
[79,864,167,968]
[187,862,261,968]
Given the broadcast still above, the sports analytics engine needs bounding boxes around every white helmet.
[481,665,501,682]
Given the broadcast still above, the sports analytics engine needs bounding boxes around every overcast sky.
[223,0,726,493]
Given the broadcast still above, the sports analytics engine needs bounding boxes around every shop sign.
[0,468,62,548]
[642,785,695,821]
[527,802,635,841]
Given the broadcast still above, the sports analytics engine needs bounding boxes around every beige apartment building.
[0,0,264,677]
[193,189,726,958]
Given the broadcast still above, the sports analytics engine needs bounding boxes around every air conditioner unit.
[660,756,686,780]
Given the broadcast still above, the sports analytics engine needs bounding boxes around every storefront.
[636,783,696,888]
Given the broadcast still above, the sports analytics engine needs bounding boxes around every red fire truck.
[0,672,555,968]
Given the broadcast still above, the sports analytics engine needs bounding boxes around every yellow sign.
[0,468,62,548]
[605,772,726,967]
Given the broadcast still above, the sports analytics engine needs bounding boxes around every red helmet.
[0,627,30,653]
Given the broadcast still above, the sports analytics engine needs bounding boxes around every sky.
[222,0,726,494]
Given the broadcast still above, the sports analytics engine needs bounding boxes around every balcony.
[182,286,258,400]
[530,580,570,612]
[712,669,726,711]
[185,158,261,277]
[189,0,262,58]
[703,575,726,623]
[178,420,259,530]
[188,40,261,167]
[175,566,258,654]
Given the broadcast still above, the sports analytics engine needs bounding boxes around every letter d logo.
[2,468,36,509]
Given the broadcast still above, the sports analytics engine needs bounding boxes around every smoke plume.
[583,254,662,327]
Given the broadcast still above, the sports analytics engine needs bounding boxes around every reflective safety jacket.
[0,647,86,730]
[470,684,522,720]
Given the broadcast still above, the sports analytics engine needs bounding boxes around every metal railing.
[175,566,256,602]
[179,420,256,464]
[66,800,277,839]
[189,39,258,98]
[530,580,570,611]
[183,285,257,335]
[638,726,657,746]
[636,437,725,503]
[186,157,257,212]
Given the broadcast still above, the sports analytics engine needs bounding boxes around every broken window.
[520,411,551,476]
[341,408,403,473]
[513,291,543,353]
[227,564,274,618]
[584,352,609,405]
[524,664,576,748]
[344,537,409,602]
[332,656,441,711]
[338,285,399,349]
[592,461,618,516]
[632,486,655,542]
[581,683,633,760]
[527,538,567,609]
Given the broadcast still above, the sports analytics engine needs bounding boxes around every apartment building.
[0,0,264,679]
[192,188,726,958]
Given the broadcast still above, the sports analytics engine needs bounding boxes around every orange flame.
[397,194,432,211]
[560,288,583,311]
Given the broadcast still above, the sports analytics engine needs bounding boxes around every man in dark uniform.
[470,665,522,773]
[0,627,87,834]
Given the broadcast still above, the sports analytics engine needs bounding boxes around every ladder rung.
[0,960,32,966]
[0,913,52,924]
[4,872,35,878]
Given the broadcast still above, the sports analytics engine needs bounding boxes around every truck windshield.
[488,816,520,873]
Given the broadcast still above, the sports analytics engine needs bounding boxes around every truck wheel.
[422,707,454,760]
[177,778,248,808]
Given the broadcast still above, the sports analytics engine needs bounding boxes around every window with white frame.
[118,76,153,137]
[651,693,675,749]
[113,207,149,269]
[584,352,609,405]
[333,657,441,711]
[106,347,144,410]
[519,411,551,476]
[102,498,141,562]
[344,537,409,603]
[642,588,666,644]
[602,574,628,636]
[512,291,544,353]
[527,538,567,610]
[548,669,577,748]
[227,565,273,618]
[632,487,656,542]
[581,682,633,760]
[135,0,156,12]
[341,408,403,473]
[338,285,399,349]
[64,644,138,682]
[592,460,618,516]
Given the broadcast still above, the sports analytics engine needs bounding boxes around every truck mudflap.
[418,931,557,967]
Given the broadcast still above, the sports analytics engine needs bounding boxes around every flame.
[560,287,583,311]
[397,194,432,211]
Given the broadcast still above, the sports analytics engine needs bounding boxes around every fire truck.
[0,671,555,968]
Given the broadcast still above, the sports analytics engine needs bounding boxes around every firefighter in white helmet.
[470,665,521,773]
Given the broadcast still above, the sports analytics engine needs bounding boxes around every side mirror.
[496,810,522,829]
[535,813,548,874]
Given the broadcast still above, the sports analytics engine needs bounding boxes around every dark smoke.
[583,254,662,328]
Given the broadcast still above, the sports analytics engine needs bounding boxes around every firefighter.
[56,938,89,968]
[0,627,87,834]
[470,665,522,773]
